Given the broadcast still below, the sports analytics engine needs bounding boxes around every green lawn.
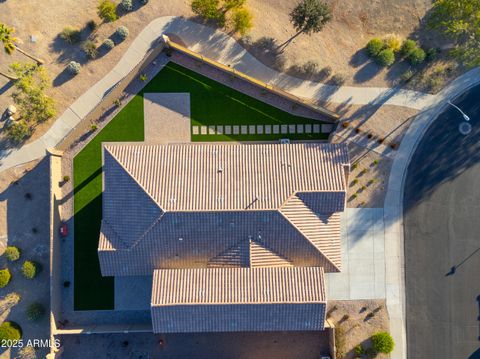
[73,61,330,310]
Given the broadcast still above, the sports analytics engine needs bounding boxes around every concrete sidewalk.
[0,16,443,173]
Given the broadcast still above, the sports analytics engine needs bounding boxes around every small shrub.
[114,98,122,107]
[66,61,81,75]
[91,124,98,131]
[87,20,98,31]
[351,193,358,199]
[341,314,349,322]
[366,38,384,57]
[341,121,349,128]
[121,0,133,11]
[319,66,333,78]
[98,0,118,22]
[354,344,364,355]
[231,7,253,36]
[139,73,147,82]
[4,246,20,261]
[401,69,415,83]
[390,142,398,149]
[103,38,115,50]
[0,269,11,288]
[373,160,379,166]
[17,346,36,359]
[407,47,426,65]
[116,26,129,40]
[371,331,395,354]
[426,48,437,62]
[60,26,81,44]
[330,73,346,85]
[376,48,395,66]
[0,322,21,341]
[352,179,359,185]
[224,0,246,10]
[401,39,417,56]
[82,40,98,59]
[6,120,32,144]
[22,261,38,279]
[63,175,70,182]
[26,303,45,321]
[383,34,402,52]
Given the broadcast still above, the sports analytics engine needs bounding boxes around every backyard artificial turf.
[73,61,331,310]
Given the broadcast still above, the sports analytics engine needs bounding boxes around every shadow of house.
[404,84,480,211]
[0,158,50,357]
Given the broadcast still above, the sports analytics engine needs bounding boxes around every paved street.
[404,84,480,359]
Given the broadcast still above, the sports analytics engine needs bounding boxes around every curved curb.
[383,67,480,359]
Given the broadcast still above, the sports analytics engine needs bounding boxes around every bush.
[22,261,38,279]
[376,48,395,66]
[0,269,11,288]
[66,61,81,75]
[121,0,133,11]
[82,40,98,59]
[26,303,45,321]
[0,322,21,341]
[224,0,246,10]
[191,0,224,24]
[366,38,384,57]
[103,38,115,50]
[401,69,415,83]
[63,175,70,182]
[401,39,417,56]
[231,7,253,36]
[384,34,402,52]
[17,346,36,359]
[87,20,98,31]
[98,0,118,22]
[371,331,395,354]
[354,344,364,355]
[116,26,129,40]
[330,73,346,85]
[6,120,32,144]
[4,246,20,261]
[407,47,426,65]
[426,48,437,62]
[60,26,81,44]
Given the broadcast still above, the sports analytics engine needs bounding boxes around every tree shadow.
[353,61,383,83]
[349,48,370,68]
[49,34,89,65]
[0,80,13,95]
[239,36,286,71]
[53,67,76,87]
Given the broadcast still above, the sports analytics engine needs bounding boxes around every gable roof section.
[103,148,163,247]
[280,194,343,271]
[103,143,348,212]
[152,266,325,305]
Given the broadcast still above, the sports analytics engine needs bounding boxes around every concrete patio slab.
[144,93,191,144]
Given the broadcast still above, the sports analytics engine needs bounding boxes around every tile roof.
[150,267,326,333]
[99,142,348,276]
[152,266,325,305]
[103,143,348,212]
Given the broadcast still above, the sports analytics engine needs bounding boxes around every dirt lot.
[0,0,446,147]
[0,159,51,359]
[327,300,390,359]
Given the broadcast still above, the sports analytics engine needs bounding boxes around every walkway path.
[0,15,443,173]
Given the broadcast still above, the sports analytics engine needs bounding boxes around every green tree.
[231,7,253,36]
[376,48,395,66]
[4,246,21,261]
[0,322,21,341]
[0,269,11,288]
[22,261,38,279]
[0,23,44,64]
[282,0,331,49]
[6,120,32,144]
[407,47,426,65]
[366,38,384,57]
[371,331,395,354]
[191,0,224,24]
[224,0,245,10]
[97,0,118,22]
[428,0,480,66]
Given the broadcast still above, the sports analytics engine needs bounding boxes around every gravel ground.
[327,299,390,359]
[0,159,51,359]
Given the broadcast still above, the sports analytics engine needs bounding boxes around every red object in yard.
[59,223,68,237]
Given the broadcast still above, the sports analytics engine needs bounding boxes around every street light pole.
[448,100,470,121]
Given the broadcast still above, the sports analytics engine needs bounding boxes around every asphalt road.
[404,84,480,359]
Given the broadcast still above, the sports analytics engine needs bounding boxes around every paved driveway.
[326,208,385,300]
[404,84,480,359]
